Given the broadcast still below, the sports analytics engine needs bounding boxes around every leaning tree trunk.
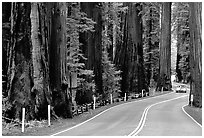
[189,2,202,107]
[157,2,172,91]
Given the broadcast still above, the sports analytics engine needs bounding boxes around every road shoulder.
[182,104,202,126]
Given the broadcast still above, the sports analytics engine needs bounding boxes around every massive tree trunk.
[6,2,35,120]
[115,3,146,95]
[5,2,72,120]
[30,2,54,119]
[49,2,72,118]
[31,2,72,118]
[80,2,103,95]
[189,2,202,107]
[157,2,172,91]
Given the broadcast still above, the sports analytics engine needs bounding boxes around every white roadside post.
[110,94,113,104]
[124,93,126,101]
[191,94,193,106]
[22,108,25,133]
[93,96,96,110]
[48,105,51,126]
[161,87,164,93]
[142,90,144,98]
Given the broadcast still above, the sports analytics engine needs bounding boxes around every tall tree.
[66,3,95,106]
[157,2,172,91]
[189,2,202,107]
[49,2,72,118]
[80,2,103,96]
[6,2,34,120]
[4,2,72,120]
[30,2,58,119]
[30,2,49,119]
[115,3,146,95]
[101,2,122,99]
[172,3,190,83]
[2,2,12,96]
[143,3,160,89]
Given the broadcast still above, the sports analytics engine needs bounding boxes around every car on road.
[175,85,187,93]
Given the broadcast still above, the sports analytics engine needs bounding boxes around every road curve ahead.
[51,92,201,136]
[137,95,202,136]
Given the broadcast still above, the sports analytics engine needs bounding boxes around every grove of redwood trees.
[2,2,202,122]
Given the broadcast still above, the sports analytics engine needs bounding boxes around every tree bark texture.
[30,2,55,119]
[80,2,103,95]
[6,2,35,120]
[49,2,72,118]
[5,2,72,120]
[31,2,72,118]
[189,2,202,107]
[157,2,172,91]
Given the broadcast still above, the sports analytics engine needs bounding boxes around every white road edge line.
[51,91,174,136]
[182,104,202,128]
[129,94,188,136]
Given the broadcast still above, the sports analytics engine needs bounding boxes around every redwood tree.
[157,2,172,91]
[4,2,72,120]
[189,2,202,107]
[80,2,103,96]
[49,2,72,118]
[6,2,34,120]
[115,3,146,95]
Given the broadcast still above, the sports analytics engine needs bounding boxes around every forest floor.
[2,90,201,136]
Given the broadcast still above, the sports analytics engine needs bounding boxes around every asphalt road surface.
[52,90,202,136]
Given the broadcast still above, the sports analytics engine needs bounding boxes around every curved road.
[138,95,202,136]
[52,91,202,136]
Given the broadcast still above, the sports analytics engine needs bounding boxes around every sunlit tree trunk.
[31,2,46,118]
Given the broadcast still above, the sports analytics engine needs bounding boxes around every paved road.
[138,95,202,136]
[52,91,202,136]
